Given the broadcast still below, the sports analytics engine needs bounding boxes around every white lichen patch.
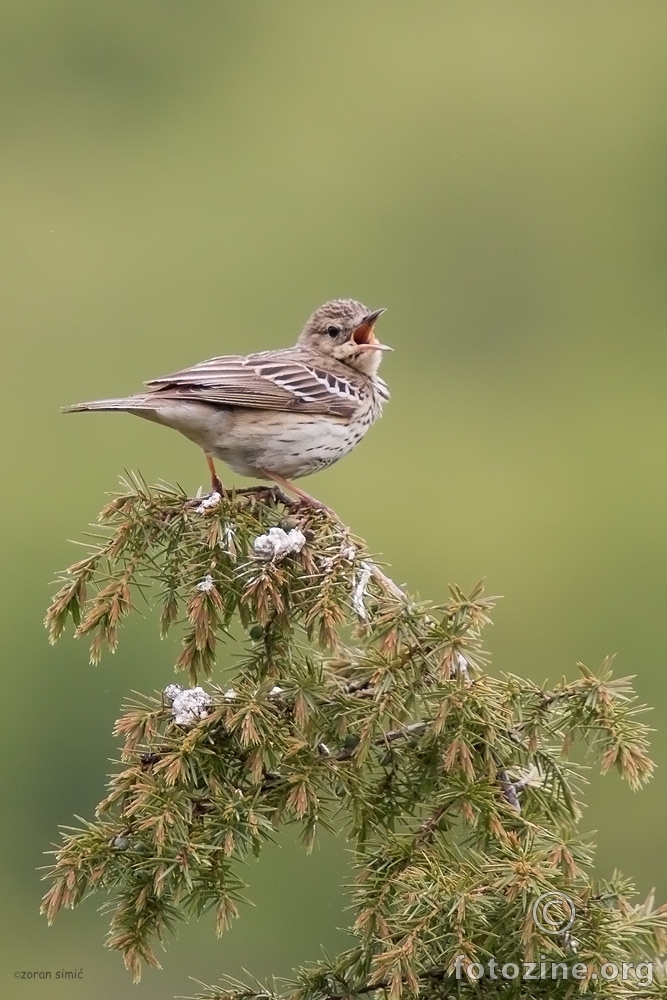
[164,684,212,727]
[352,561,373,619]
[163,683,183,705]
[221,524,237,559]
[253,526,306,561]
[455,652,473,686]
[195,492,221,513]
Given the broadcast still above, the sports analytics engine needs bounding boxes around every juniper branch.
[41,478,666,995]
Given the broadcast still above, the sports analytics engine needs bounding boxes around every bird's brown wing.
[144,350,360,418]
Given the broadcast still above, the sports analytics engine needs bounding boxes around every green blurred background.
[4,1,667,995]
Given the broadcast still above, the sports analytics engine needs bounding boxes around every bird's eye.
[326,324,340,338]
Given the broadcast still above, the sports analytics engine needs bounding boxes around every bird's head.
[298,299,391,376]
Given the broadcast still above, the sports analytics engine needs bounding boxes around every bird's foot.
[293,494,335,515]
[237,485,296,508]
[257,470,336,516]
[264,486,296,507]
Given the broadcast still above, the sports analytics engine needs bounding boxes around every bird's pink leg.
[260,470,333,513]
[205,454,225,495]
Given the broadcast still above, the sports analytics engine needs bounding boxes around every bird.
[63,298,392,507]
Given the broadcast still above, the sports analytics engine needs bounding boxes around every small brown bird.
[64,299,391,506]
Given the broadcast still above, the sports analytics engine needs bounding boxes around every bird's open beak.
[351,308,393,351]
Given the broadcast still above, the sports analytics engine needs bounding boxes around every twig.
[368,562,408,602]
[334,721,429,761]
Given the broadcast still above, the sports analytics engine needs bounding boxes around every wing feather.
[144,351,360,418]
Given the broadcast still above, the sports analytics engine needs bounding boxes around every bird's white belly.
[215,410,369,479]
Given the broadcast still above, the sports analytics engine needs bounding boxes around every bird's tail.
[62,395,155,414]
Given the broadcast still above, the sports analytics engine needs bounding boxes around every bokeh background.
[4,2,667,996]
